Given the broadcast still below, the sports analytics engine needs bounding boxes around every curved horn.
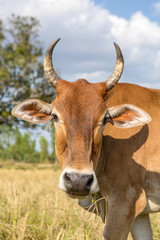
[105,42,124,90]
[43,38,61,88]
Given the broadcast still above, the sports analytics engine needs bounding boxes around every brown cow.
[12,39,160,240]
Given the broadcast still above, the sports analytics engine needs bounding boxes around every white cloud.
[1,0,160,88]
[69,70,110,83]
[110,12,160,47]
[153,1,160,15]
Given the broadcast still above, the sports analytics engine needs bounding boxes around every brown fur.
[51,80,160,239]
[12,78,159,240]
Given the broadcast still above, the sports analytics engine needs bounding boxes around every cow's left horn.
[43,38,61,88]
[105,42,124,90]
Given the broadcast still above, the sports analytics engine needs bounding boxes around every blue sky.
[94,0,160,22]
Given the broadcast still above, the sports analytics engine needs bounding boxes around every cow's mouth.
[67,192,90,199]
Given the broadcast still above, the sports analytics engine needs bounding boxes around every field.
[0,163,159,240]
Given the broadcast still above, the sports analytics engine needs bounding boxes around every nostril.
[64,173,72,183]
[86,174,94,190]
[63,172,95,193]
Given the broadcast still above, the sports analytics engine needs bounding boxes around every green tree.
[0,125,13,160]
[0,127,40,162]
[0,19,4,45]
[50,125,57,162]
[0,14,55,127]
[11,128,37,162]
[39,136,49,162]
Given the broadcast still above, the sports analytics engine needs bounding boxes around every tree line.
[0,126,57,163]
[0,14,57,163]
[0,14,56,127]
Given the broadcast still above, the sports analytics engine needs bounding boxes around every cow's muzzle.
[59,169,99,199]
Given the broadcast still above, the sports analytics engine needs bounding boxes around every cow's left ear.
[12,99,53,124]
[107,104,152,128]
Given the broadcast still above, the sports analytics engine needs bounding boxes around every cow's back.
[104,83,160,171]
[100,83,160,212]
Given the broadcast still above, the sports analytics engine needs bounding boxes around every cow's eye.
[102,115,108,125]
[52,113,59,122]
[102,111,113,126]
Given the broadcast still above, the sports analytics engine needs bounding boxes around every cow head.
[12,39,151,199]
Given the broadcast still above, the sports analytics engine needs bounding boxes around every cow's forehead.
[51,79,108,128]
[52,79,107,117]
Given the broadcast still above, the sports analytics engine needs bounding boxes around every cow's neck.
[95,135,111,196]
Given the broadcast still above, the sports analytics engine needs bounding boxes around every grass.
[0,161,60,171]
[0,166,103,240]
[0,164,159,239]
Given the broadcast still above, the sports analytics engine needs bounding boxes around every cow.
[11,38,160,240]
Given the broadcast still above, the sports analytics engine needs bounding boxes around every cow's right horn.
[105,42,124,90]
[43,38,61,88]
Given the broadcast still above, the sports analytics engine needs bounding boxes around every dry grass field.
[0,163,159,240]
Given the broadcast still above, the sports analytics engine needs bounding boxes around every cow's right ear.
[11,99,53,124]
[107,104,151,128]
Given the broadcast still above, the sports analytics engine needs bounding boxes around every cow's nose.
[64,172,94,194]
